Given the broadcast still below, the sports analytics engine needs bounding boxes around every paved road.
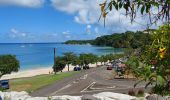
[31,66,146,97]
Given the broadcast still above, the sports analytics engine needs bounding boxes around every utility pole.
[54,48,56,65]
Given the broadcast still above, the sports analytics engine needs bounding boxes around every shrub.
[128,89,136,96]
[137,88,144,97]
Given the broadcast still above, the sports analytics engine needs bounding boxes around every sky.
[0,0,160,43]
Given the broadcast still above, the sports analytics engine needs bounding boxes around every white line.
[50,84,72,95]
[90,86,116,90]
[81,82,96,92]
[80,74,88,80]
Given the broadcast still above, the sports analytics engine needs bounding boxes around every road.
[31,66,146,97]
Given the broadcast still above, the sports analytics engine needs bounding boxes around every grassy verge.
[8,71,79,93]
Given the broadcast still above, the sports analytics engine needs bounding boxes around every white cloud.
[9,28,29,39]
[62,31,70,35]
[0,0,45,8]
[94,27,99,34]
[65,35,71,38]
[51,0,101,24]
[86,25,91,34]
[51,0,159,33]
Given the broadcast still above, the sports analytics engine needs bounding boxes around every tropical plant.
[63,52,76,71]
[0,55,20,78]
[79,53,95,66]
[99,55,108,65]
[53,56,66,73]
[99,0,170,26]
[125,24,170,95]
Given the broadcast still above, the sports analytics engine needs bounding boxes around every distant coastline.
[64,30,153,49]
[0,42,63,44]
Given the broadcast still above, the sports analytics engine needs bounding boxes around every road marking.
[50,84,72,95]
[81,82,96,92]
[80,74,88,80]
[90,86,116,90]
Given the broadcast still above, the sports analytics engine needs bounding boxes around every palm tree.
[63,52,76,71]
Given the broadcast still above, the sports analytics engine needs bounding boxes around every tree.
[0,55,20,78]
[100,0,170,95]
[125,24,170,95]
[91,54,99,66]
[100,0,170,26]
[79,53,96,66]
[63,52,76,71]
[99,55,108,65]
[53,56,66,73]
[72,56,82,67]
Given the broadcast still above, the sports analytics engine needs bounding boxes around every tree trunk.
[68,64,69,71]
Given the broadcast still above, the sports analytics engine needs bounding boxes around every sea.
[0,43,124,70]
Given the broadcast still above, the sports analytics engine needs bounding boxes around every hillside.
[65,31,153,49]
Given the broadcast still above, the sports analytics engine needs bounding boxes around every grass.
[8,71,79,93]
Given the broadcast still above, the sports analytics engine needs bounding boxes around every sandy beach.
[0,63,99,80]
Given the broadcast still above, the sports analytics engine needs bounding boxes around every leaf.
[99,2,106,12]
[123,4,129,11]
[109,3,112,11]
[132,3,134,10]
[100,4,105,12]
[134,79,144,88]
[141,5,145,15]
[119,2,122,8]
[115,4,119,10]
[145,82,152,89]
[146,4,151,13]
[157,75,166,86]
[102,11,108,18]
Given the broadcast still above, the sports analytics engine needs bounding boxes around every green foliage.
[101,0,170,25]
[63,52,77,71]
[63,52,76,65]
[53,52,125,71]
[65,40,94,45]
[79,53,97,66]
[53,56,66,73]
[125,24,170,95]
[0,55,20,77]
[65,31,153,49]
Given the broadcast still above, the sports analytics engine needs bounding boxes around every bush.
[128,89,136,96]
[137,88,144,97]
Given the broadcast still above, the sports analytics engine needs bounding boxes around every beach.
[1,63,98,80]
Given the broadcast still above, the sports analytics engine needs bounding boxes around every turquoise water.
[0,43,123,70]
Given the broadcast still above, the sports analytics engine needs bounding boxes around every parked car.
[107,66,112,70]
[0,80,9,89]
[83,65,90,70]
[74,67,81,71]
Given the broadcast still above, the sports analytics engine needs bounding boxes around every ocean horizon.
[0,43,123,71]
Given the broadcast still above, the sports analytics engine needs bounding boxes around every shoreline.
[1,63,99,80]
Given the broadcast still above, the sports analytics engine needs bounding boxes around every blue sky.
[0,0,158,43]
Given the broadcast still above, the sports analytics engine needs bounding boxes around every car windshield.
[1,82,8,85]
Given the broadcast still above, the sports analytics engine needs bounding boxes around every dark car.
[83,65,90,70]
[0,80,9,89]
[74,67,81,71]
[107,66,112,70]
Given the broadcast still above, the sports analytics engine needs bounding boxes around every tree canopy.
[0,55,20,77]
[63,52,76,71]
[53,56,66,73]
[65,31,153,49]
[100,0,170,26]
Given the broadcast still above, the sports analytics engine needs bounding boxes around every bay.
[0,43,123,70]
